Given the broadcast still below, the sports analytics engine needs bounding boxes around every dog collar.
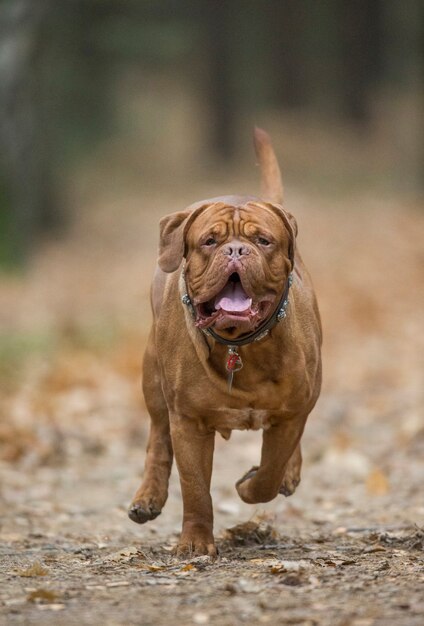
[181,268,294,392]
[181,269,293,347]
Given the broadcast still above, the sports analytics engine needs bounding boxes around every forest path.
[1,187,423,625]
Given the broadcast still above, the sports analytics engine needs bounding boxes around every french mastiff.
[129,129,322,557]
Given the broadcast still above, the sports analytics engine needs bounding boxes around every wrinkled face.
[183,201,294,339]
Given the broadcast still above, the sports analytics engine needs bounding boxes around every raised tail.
[253,127,284,204]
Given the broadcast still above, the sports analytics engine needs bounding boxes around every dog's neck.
[180,266,293,349]
[180,265,294,392]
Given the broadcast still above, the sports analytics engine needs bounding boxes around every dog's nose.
[223,241,250,259]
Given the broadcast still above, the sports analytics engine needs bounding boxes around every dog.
[128,128,322,557]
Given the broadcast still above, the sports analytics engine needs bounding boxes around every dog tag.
[227,369,235,394]
[226,347,243,393]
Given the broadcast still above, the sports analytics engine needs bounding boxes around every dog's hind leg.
[128,328,173,524]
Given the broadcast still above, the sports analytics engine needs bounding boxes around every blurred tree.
[0,0,114,264]
[339,0,383,124]
[382,0,423,191]
[0,0,422,267]
[202,0,235,160]
[268,0,307,109]
[0,0,54,265]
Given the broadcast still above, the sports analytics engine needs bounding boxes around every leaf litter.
[17,561,49,577]
[0,187,423,625]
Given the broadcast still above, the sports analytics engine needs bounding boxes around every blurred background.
[0,0,423,545]
[1,0,423,266]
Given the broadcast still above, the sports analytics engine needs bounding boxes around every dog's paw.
[175,540,217,559]
[128,499,161,524]
[279,445,302,496]
[175,524,217,558]
[279,474,300,497]
[235,466,259,504]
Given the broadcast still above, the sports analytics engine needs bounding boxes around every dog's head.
[158,195,297,340]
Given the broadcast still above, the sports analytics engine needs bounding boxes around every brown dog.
[129,128,322,557]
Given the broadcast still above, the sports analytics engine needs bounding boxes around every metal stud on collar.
[253,330,269,342]
[182,292,197,320]
[276,273,293,322]
[276,297,289,321]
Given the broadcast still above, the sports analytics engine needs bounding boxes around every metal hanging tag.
[226,346,243,393]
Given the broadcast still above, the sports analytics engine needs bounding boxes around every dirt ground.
[0,165,423,625]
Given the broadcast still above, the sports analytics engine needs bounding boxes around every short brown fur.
[129,129,322,557]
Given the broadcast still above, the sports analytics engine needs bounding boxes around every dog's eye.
[203,237,216,246]
[258,236,271,246]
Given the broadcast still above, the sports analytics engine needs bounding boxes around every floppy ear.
[158,205,207,273]
[158,211,190,273]
[266,204,297,266]
[278,208,297,265]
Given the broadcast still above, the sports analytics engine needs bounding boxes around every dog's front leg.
[236,415,306,504]
[170,415,217,557]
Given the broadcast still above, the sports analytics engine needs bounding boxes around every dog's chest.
[206,407,272,439]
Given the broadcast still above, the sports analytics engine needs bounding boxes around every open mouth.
[214,272,252,313]
[195,272,273,333]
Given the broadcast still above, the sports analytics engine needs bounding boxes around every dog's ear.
[158,211,190,273]
[158,205,207,273]
[269,204,297,267]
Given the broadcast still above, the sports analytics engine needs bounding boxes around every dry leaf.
[18,562,48,577]
[332,430,353,451]
[270,560,309,574]
[99,547,140,564]
[363,545,387,554]
[222,515,278,546]
[181,563,196,571]
[366,468,390,496]
[27,589,58,603]
[280,574,303,586]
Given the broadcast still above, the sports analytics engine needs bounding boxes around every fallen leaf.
[270,560,309,574]
[181,563,196,571]
[366,468,390,495]
[332,430,353,450]
[27,589,58,603]
[95,546,141,565]
[280,573,303,586]
[363,545,387,553]
[18,562,48,577]
[379,526,424,550]
[222,515,278,546]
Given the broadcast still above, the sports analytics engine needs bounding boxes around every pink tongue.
[214,282,252,312]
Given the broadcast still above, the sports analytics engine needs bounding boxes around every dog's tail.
[253,127,284,204]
